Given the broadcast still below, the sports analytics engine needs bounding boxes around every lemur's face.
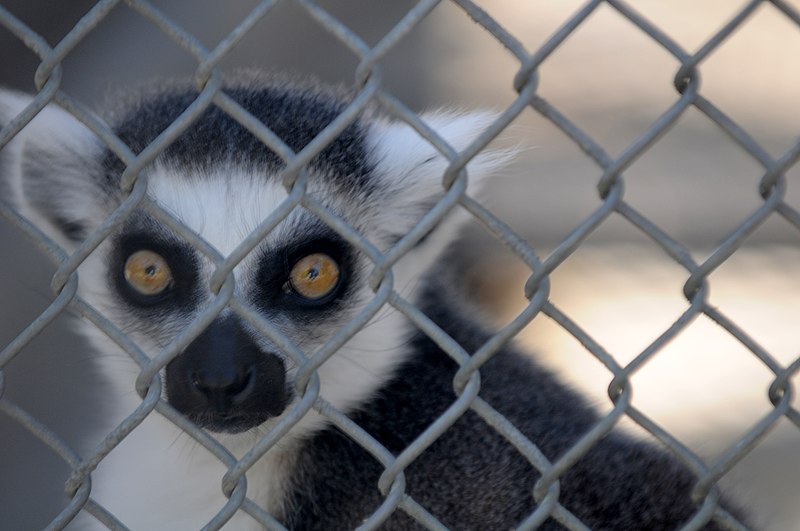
[105,172,375,433]
[0,77,505,435]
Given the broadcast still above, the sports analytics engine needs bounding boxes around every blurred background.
[0,0,799,529]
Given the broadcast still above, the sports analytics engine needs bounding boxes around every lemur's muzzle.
[165,316,287,433]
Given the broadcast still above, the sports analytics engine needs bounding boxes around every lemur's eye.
[287,253,340,300]
[124,250,173,296]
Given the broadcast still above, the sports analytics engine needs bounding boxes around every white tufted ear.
[366,110,513,246]
[0,90,108,249]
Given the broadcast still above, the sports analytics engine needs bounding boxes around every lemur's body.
[0,74,745,530]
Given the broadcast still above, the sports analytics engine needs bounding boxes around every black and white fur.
[0,74,746,530]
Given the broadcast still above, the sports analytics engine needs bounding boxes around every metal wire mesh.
[0,0,799,529]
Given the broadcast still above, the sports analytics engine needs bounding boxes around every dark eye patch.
[109,231,202,313]
[250,231,357,318]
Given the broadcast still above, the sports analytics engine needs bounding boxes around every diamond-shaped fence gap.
[517,307,622,421]
[395,1,527,108]
[631,311,776,448]
[209,1,364,85]
[459,231,532,321]
[534,3,684,156]
[704,234,800,372]
[699,1,800,157]
[335,2,453,109]
[478,112,616,249]
[472,240,676,388]
[720,421,800,531]
[29,0,119,92]
[623,105,770,248]
[48,5,201,103]
[685,172,789,299]
[517,234,695,410]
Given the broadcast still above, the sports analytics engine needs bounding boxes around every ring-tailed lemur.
[0,73,747,530]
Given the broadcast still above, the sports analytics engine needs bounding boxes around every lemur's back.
[283,282,739,530]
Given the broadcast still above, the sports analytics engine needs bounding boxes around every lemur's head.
[0,74,508,435]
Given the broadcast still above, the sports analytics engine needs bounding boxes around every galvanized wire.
[0,0,798,529]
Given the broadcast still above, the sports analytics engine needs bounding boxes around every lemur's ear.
[367,111,513,245]
[0,90,110,250]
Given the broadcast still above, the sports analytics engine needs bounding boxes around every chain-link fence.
[1,0,799,529]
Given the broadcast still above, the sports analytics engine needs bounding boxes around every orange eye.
[288,253,340,300]
[124,250,173,296]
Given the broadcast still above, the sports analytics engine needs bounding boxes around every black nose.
[165,316,287,433]
[190,365,256,414]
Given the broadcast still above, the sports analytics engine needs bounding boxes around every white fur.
[369,110,505,196]
[0,92,103,250]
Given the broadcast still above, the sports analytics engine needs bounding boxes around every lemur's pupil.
[285,253,339,301]
[145,265,157,276]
